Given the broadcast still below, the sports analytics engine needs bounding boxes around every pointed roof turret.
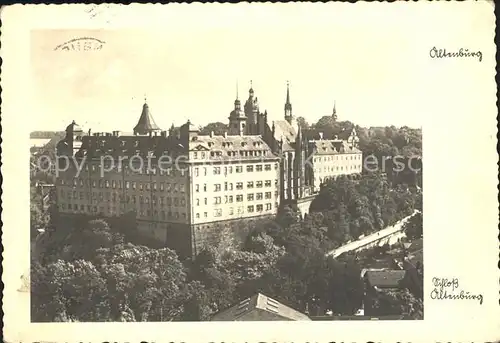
[332,101,338,121]
[284,81,293,124]
[133,99,161,135]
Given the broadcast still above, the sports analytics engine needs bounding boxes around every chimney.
[318,132,323,140]
[210,131,214,138]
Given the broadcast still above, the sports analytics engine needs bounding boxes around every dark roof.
[273,120,297,151]
[211,293,311,321]
[133,103,161,135]
[310,139,361,155]
[189,134,278,161]
[365,270,407,289]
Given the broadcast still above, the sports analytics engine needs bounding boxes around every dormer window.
[241,141,246,147]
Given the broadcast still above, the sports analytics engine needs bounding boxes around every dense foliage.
[371,289,423,319]
[309,173,421,247]
[31,220,205,322]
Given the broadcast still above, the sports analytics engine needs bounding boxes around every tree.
[199,122,228,135]
[296,116,309,129]
[403,211,423,240]
[371,289,423,319]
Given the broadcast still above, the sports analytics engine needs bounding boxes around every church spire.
[284,80,293,124]
[332,100,338,121]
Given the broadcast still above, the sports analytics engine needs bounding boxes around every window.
[224,182,228,191]
[228,166,233,174]
[214,209,222,217]
[228,195,233,203]
[236,166,243,173]
[146,183,151,191]
[265,180,272,187]
[194,152,198,159]
[203,167,207,176]
[265,164,271,171]
[180,184,185,193]
[139,183,143,191]
[256,193,263,200]
[112,180,116,188]
[160,183,164,191]
[229,207,234,215]
[153,183,157,191]
[204,212,208,217]
[214,196,222,205]
[214,184,221,192]
[257,204,263,212]
[132,182,136,190]
[236,182,243,190]
[195,184,200,192]
[174,198,179,206]
[266,203,272,210]
[236,195,243,202]
[229,183,233,191]
[265,192,272,199]
[195,168,199,176]
[256,181,263,188]
[196,199,200,206]
[246,165,254,172]
[247,181,254,189]
[160,196,165,205]
[203,184,207,192]
[204,198,208,205]
[247,205,254,213]
[247,194,254,201]
[214,167,221,175]
[256,165,263,172]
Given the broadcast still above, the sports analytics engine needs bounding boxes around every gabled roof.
[134,103,161,135]
[273,120,297,151]
[310,139,361,155]
[365,270,407,289]
[211,293,311,321]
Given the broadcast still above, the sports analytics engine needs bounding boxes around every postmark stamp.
[54,37,105,51]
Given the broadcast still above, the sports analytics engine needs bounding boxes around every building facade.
[55,83,362,257]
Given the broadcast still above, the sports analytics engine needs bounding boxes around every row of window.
[83,163,188,177]
[195,191,276,206]
[195,203,275,219]
[197,163,275,176]
[315,165,362,173]
[60,203,187,220]
[314,154,362,163]
[59,179,187,193]
[62,190,187,207]
[195,180,277,192]
[192,149,272,159]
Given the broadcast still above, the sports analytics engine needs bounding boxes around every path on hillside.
[326,210,420,258]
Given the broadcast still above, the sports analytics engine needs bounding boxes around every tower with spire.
[228,81,247,136]
[133,97,161,136]
[284,81,293,124]
[244,80,260,135]
[332,101,338,122]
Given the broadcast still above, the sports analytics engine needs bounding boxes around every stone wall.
[190,214,274,256]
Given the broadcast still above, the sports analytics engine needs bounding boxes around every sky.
[29,3,487,132]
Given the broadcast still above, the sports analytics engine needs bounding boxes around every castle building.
[56,102,280,257]
[55,83,362,257]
